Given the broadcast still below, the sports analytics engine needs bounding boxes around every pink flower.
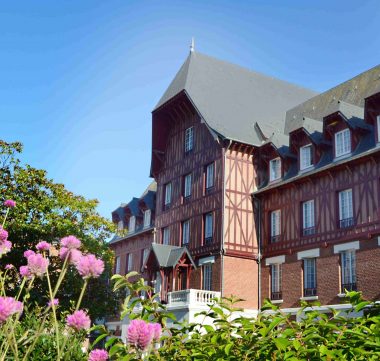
[5,264,13,270]
[66,310,91,331]
[19,266,31,279]
[60,235,81,250]
[36,241,51,252]
[0,296,23,322]
[24,250,35,259]
[76,254,104,279]
[88,349,108,361]
[0,227,8,242]
[4,200,16,208]
[150,322,162,341]
[47,298,59,308]
[127,319,155,350]
[59,247,82,265]
[27,253,49,277]
[0,240,12,256]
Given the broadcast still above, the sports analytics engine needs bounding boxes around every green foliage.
[0,140,119,320]
[98,277,380,361]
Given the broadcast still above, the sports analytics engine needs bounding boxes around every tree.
[0,140,120,320]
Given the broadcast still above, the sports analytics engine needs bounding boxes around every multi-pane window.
[182,219,190,245]
[183,173,192,200]
[127,253,133,272]
[115,256,121,274]
[143,210,151,228]
[164,182,172,210]
[129,216,136,233]
[341,250,357,292]
[339,189,354,228]
[270,210,281,243]
[205,163,215,191]
[300,144,312,170]
[270,264,282,300]
[302,200,315,235]
[184,126,194,154]
[202,264,212,291]
[204,212,213,244]
[303,258,317,296]
[335,129,351,157]
[162,227,170,245]
[269,158,281,181]
[141,248,149,268]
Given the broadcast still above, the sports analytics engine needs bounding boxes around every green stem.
[1,208,9,228]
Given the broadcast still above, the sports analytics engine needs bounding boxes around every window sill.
[271,299,283,304]
[299,165,314,173]
[337,293,347,298]
[334,152,352,161]
[269,178,282,184]
[300,296,318,301]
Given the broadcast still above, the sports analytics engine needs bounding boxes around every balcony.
[339,217,355,229]
[167,289,221,307]
[271,291,282,301]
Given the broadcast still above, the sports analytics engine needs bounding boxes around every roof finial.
[190,37,195,53]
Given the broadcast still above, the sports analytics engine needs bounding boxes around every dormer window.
[117,220,123,231]
[128,216,136,233]
[300,144,312,170]
[335,129,351,158]
[143,210,151,228]
[184,127,194,154]
[269,158,281,181]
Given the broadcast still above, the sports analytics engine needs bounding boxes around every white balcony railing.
[167,289,221,306]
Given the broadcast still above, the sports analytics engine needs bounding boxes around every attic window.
[143,210,151,228]
[184,127,194,154]
[300,144,313,170]
[269,158,281,181]
[129,216,136,233]
[335,129,351,158]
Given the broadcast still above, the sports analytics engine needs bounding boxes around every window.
[303,258,317,296]
[162,227,170,245]
[127,253,133,272]
[269,158,281,181]
[335,129,351,157]
[205,163,215,191]
[183,173,192,200]
[129,216,136,233]
[164,182,172,210]
[202,264,212,291]
[270,264,282,300]
[339,189,354,228]
[143,210,151,228]
[117,220,123,231]
[302,200,315,236]
[182,219,190,245]
[377,115,380,142]
[341,250,356,292]
[300,144,312,170]
[141,248,149,268]
[270,210,281,243]
[115,256,120,274]
[204,213,213,244]
[184,126,194,154]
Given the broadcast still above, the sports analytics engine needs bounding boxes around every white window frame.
[339,189,353,226]
[303,258,317,292]
[182,219,190,245]
[164,182,172,206]
[269,157,281,181]
[184,173,192,198]
[163,227,170,245]
[185,126,194,153]
[117,220,123,231]
[202,264,212,291]
[270,264,282,298]
[300,144,313,170]
[341,250,356,292]
[270,210,281,241]
[129,216,136,233]
[302,200,315,232]
[377,115,380,143]
[127,253,133,272]
[335,128,351,158]
[115,256,121,274]
[143,209,151,228]
[142,248,149,265]
[204,212,213,242]
[205,163,215,189]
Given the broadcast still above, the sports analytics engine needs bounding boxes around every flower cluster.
[0,296,23,323]
[88,349,109,361]
[66,310,91,331]
[76,254,104,279]
[127,319,162,351]
[0,226,11,257]
[26,253,49,277]
[36,241,51,252]
[47,298,59,308]
[3,199,16,208]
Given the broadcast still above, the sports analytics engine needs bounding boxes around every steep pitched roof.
[154,51,317,146]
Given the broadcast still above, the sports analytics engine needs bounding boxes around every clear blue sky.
[1,0,379,219]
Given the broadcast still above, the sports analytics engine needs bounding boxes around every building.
[108,48,380,329]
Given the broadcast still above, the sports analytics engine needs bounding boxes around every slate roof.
[154,51,317,146]
[145,244,196,269]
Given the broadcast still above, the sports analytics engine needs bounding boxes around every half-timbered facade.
[254,66,380,310]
